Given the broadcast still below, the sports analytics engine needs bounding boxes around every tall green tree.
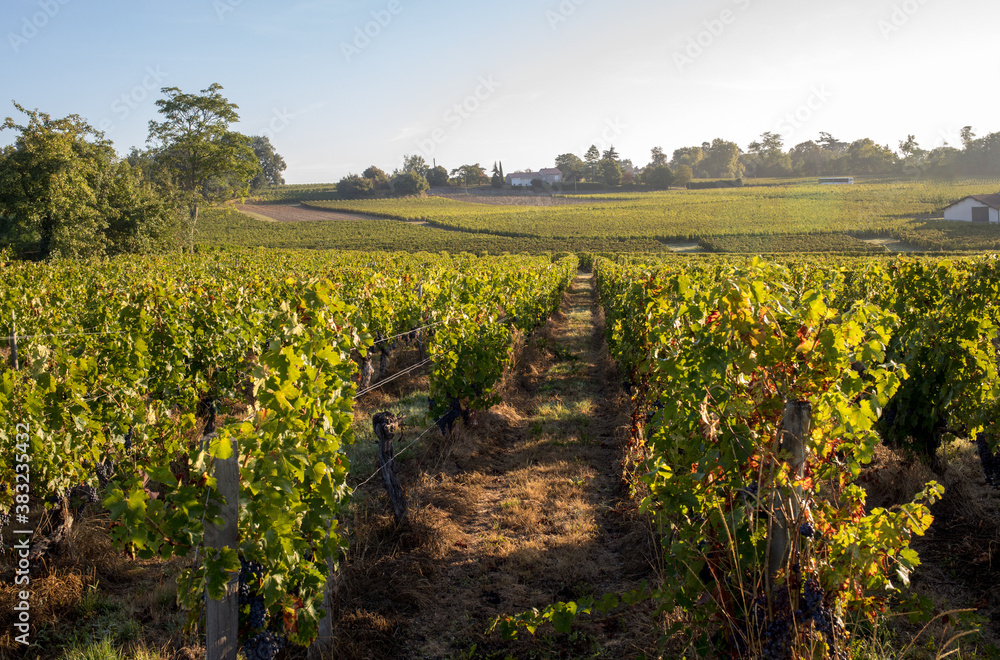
[746,131,790,177]
[789,141,825,176]
[451,164,489,186]
[427,165,450,187]
[700,139,744,178]
[846,138,898,175]
[599,158,622,187]
[147,83,259,252]
[641,164,674,190]
[402,154,429,177]
[250,135,287,190]
[0,103,177,259]
[649,146,668,167]
[554,153,585,184]
[671,146,704,171]
[818,132,848,154]
[584,145,601,181]
[672,164,694,187]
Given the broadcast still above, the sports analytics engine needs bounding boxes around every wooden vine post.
[205,433,239,660]
[416,284,427,362]
[9,311,19,371]
[768,400,811,577]
[373,413,408,525]
[308,537,340,659]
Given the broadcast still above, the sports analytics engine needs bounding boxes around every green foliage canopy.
[0,103,177,259]
[147,83,259,251]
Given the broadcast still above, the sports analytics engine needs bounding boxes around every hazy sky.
[2,0,998,183]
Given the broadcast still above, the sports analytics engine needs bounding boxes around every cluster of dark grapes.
[94,459,116,487]
[797,579,840,652]
[238,557,266,606]
[754,578,847,660]
[248,596,267,629]
[46,489,70,505]
[243,630,285,660]
[761,586,793,660]
[0,510,10,528]
[237,557,285,659]
[977,436,1000,489]
[70,485,100,508]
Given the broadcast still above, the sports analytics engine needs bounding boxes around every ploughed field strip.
[409,273,655,657]
[340,273,657,659]
[237,203,383,223]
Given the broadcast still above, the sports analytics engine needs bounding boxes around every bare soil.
[862,440,1000,652]
[236,203,382,223]
[429,192,611,207]
[860,237,923,253]
[6,272,1000,659]
[332,273,662,659]
[664,242,704,254]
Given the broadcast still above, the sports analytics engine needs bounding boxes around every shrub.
[686,178,744,190]
[392,171,430,196]
[337,174,376,199]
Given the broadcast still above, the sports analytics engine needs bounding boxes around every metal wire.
[1,330,124,342]
[353,358,433,399]
[354,414,448,490]
[371,321,445,347]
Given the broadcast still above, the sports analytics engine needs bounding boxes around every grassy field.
[305,179,1000,243]
[201,178,1000,253]
[194,207,671,254]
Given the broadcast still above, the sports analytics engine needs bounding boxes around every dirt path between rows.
[236,203,383,223]
[335,273,660,659]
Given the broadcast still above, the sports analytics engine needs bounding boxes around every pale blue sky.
[2,0,998,183]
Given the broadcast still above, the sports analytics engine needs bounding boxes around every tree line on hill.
[351,126,1000,200]
[0,84,286,260]
[334,156,508,200]
[554,128,1000,189]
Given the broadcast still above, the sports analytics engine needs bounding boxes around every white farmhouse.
[505,168,564,187]
[943,194,1000,224]
[539,168,564,184]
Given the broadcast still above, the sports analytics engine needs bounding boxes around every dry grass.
[861,439,1000,654]
[324,272,663,658]
[0,509,198,659]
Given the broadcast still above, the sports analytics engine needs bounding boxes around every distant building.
[819,177,854,185]
[506,168,564,187]
[943,194,1000,224]
[539,168,564,184]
